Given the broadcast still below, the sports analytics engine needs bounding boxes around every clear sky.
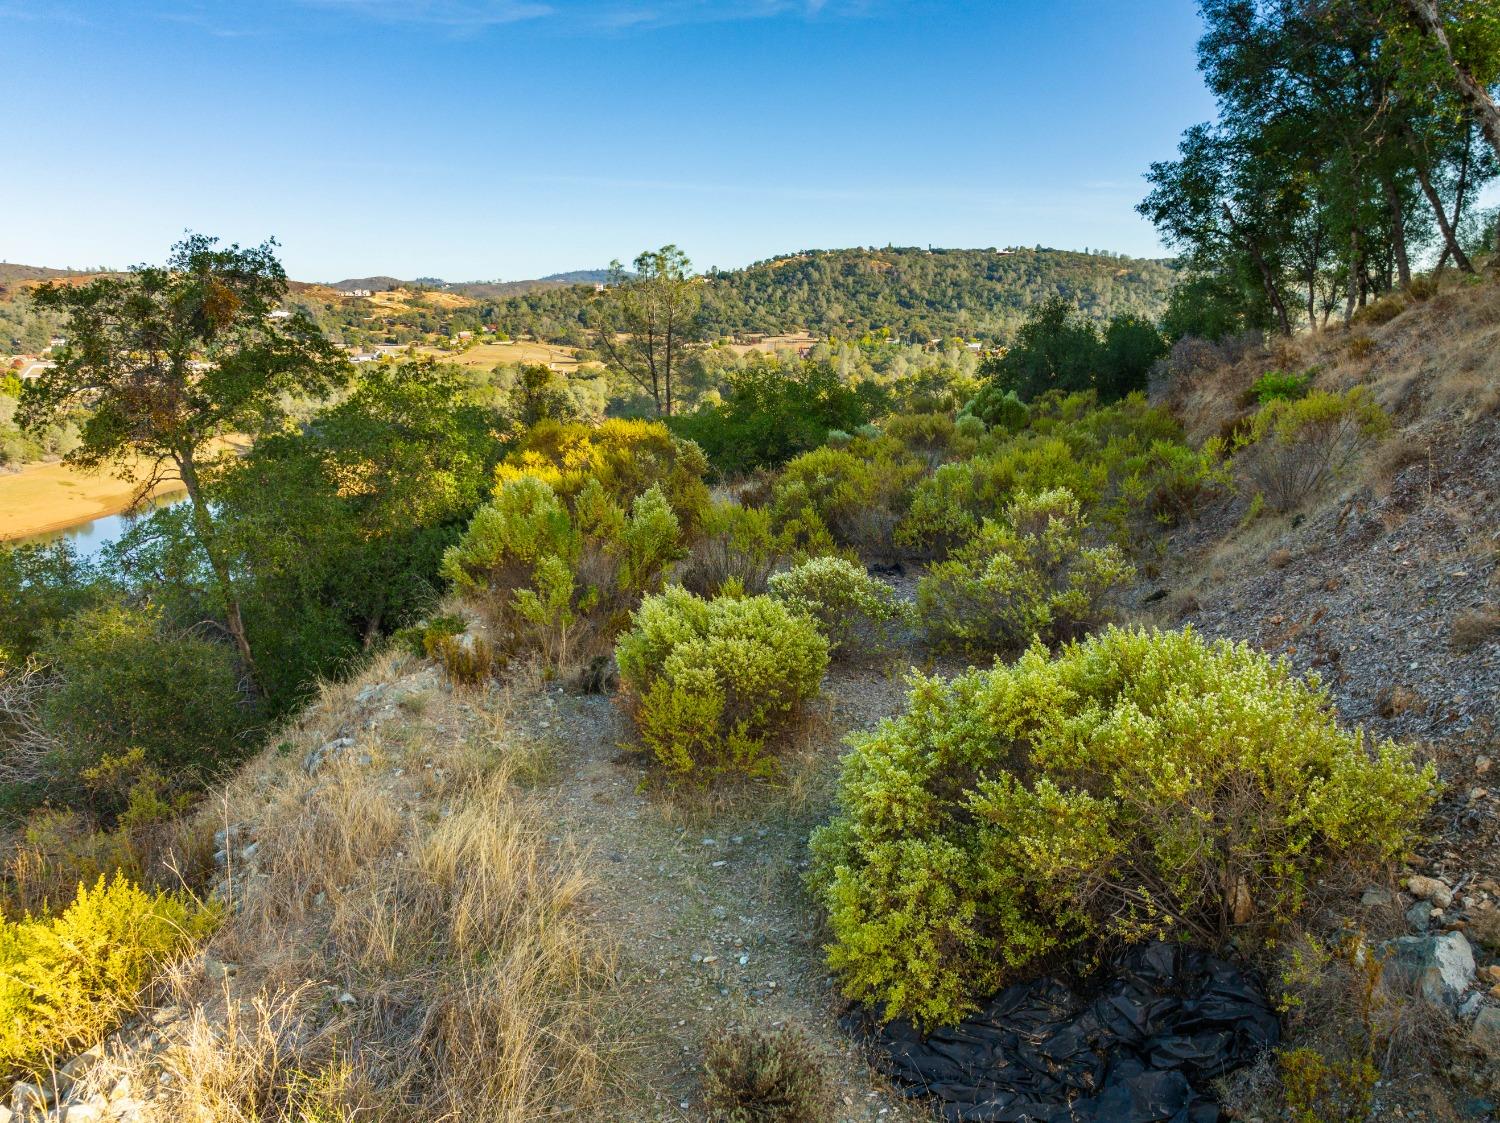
[1,1,1215,281]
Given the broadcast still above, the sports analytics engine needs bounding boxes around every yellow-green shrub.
[494,417,709,531]
[442,475,680,668]
[897,437,1105,557]
[0,873,216,1077]
[681,500,789,597]
[808,626,1435,1029]
[882,412,977,467]
[916,488,1134,656]
[615,588,828,781]
[1236,387,1390,512]
[770,443,923,556]
[768,556,911,660]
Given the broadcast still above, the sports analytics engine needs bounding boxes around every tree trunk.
[1401,0,1500,164]
[1413,159,1475,273]
[177,451,259,687]
[1383,176,1413,290]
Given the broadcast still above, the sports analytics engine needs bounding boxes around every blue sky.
[1,1,1214,281]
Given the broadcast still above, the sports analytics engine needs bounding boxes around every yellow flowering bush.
[0,874,217,1077]
[809,626,1435,1029]
[615,587,829,781]
[493,417,710,531]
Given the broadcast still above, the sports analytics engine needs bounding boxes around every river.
[17,491,187,563]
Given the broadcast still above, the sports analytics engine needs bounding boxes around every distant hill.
[7,248,1178,351]
[0,264,95,284]
[326,276,405,293]
[487,247,1177,345]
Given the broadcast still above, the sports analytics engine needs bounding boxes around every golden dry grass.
[70,650,615,1122]
[420,339,583,372]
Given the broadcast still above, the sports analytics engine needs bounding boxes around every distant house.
[17,359,56,381]
[456,331,473,341]
[268,308,293,320]
[338,289,373,298]
[351,351,378,363]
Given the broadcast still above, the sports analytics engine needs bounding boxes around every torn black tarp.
[852,941,1280,1123]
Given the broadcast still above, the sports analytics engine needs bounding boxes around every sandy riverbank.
[0,459,184,542]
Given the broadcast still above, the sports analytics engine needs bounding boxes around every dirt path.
[512,662,940,1122]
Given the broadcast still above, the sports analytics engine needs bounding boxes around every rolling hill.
[486,246,1177,344]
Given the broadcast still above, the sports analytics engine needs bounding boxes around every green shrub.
[882,412,976,467]
[1237,387,1390,512]
[808,626,1436,1029]
[702,1025,832,1123]
[34,605,250,811]
[963,383,1030,433]
[681,501,789,597]
[1119,438,1234,527]
[953,414,987,441]
[917,489,1134,655]
[898,436,1104,557]
[443,475,681,669]
[768,556,911,659]
[770,443,923,557]
[0,873,216,1077]
[669,359,878,476]
[1250,369,1312,404]
[615,588,828,781]
[393,613,466,658]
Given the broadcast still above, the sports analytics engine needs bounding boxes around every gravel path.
[512,662,939,1122]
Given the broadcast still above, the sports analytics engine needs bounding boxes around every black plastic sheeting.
[852,942,1280,1123]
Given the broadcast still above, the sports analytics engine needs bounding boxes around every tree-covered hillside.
[488,247,1176,345]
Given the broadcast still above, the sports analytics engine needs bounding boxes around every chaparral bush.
[615,587,828,781]
[916,489,1134,656]
[680,500,789,597]
[494,417,710,533]
[808,626,1436,1029]
[0,873,217,1078]
[1236,387,1390,512]
[1249,369,1312,404]
[29,605,252,813]
[702,1025,832,1123]
[442,475,680,669]
[897,436,1104,558]
[768,556,911,660]
[770,441,923,557]
[962,383,1030,433]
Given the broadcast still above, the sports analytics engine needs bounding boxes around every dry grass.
[1451,605,1500,652]
[75,649,616,1122]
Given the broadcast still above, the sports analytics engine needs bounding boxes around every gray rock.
[1361,886,1394,908]
[11,1082,50,1114]
[1405,899,1434,932]
[1471,1007,1500,1058]
[1381,930,1476,1007]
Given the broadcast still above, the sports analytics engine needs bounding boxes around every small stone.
[204,958,238,981]
[1381,931,1475,1007]
[11,1083,50,1114]
[1471,1007,1500,1058]
[1405,900,1434,932]
[1467,908,1500,952]
[1405,875,1454,908]
[1361,887,1394,908]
